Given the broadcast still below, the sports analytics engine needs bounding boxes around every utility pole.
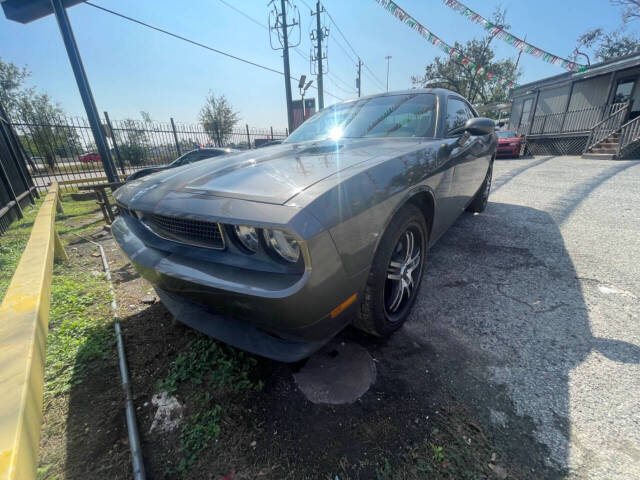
[50,0,118,183]
[311,1,328,109]
[356,58,362,97]
[269,0,300,133]
[514,35,526,72]
[385,55,392,92]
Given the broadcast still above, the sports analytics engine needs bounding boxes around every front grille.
[142,213,225,250]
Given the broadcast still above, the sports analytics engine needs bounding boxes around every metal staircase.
[582,102,630,159]
[617,115,640,159]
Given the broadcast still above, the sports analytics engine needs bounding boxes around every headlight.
[509,142,519,146]
[234,225,259,253]
[263,228,300,263]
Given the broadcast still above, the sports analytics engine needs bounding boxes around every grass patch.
[158,336,264,473]
[45,268,113,397]
[0,201,40,302]
[158,336,263,395]
[0,194,102,303]
[177,395,223,473]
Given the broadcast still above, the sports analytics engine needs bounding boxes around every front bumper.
[111,215,367,361]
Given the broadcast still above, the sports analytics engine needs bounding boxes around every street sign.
[1,0,84,24]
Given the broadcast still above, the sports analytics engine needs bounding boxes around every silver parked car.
[112,89,496,361]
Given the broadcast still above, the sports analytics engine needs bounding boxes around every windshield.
[285,93,437,143]
[497,131,517,138]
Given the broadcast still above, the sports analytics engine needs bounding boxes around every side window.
[194,150,216,161]
[446,97,473,135]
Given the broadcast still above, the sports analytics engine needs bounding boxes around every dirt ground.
[51,220,556,480]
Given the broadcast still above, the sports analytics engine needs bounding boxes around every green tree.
[116,118,148,166]
[199,93,239,146]
[1,57,79,170]
[573,1,639,63]
[0,58,30,115]
[411,9,520,105]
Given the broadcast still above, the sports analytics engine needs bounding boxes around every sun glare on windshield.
[328,125,343,140]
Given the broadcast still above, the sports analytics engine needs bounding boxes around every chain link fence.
[9,112,288,190]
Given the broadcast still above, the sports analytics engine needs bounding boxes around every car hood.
[114,137,430,209]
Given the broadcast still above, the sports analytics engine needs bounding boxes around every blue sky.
[0,0,628,129]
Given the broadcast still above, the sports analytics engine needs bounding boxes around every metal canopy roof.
[510,51,640,98]
[1,0,84,23]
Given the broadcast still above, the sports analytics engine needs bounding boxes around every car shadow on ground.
[373,199,640,477]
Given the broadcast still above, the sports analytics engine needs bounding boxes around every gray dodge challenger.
[112,89,496,361]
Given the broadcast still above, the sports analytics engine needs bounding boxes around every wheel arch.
[371,187,436,258]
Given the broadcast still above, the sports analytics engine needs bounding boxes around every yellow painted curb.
[0,183,66,480]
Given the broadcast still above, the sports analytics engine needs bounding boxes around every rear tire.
[466,159,493,213]
[354,205,428,337]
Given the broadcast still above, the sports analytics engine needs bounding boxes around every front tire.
[355,205,428,337]
[466,159,493,213]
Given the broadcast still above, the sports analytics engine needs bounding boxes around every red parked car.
[79,152,101,163]
[496,130,526,158]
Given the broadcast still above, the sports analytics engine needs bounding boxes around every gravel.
[402,155,640,479]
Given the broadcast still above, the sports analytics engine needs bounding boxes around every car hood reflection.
[115,137,434,206]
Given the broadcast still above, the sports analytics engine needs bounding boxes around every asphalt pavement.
[399,155,639,479]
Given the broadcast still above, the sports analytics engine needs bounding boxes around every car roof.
[340,88,468,104]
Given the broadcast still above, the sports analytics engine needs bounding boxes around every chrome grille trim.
[142,213,226,250]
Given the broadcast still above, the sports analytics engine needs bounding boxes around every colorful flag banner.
[441,0,587,72]
[374,0,519,89]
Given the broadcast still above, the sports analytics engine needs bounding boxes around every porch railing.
[528,103,628,136]
[617,115,640,157]
[584,102,630,153]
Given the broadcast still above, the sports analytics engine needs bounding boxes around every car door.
[443,97,492,209]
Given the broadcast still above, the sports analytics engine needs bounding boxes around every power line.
[216,0,357,97]
[83,1,345,101]
[217,0,311,63]
[300,0,385,90]
[217,0,266,30]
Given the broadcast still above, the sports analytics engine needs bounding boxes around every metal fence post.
[0,102,35,204]
[104,112,126,176]
[270,126,274,139]
[245,124,251,149]
[0,152,23,219]
[170,117,182,156]
[213,121,221,147]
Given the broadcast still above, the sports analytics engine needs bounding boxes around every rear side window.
[445,97,474,135]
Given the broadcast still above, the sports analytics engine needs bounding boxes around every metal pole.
[79,236,146,480]
[385,55,391,91]
[301,94,306,120]
[270,126,274,139]
[357,58,362,97]
[245,124,251,149]
[50,0,118,183]
[315,1,324,109]
[280,0,294,133]
[104,112,125,175]
[170,117,182,156]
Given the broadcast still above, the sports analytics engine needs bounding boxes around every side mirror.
[464,117,495,136]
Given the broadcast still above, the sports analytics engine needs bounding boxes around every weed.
[158,336,263,394]
[431,443,445,463]
[177,402,224,473]
[45,268,114,397]
[376,458,393,480]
